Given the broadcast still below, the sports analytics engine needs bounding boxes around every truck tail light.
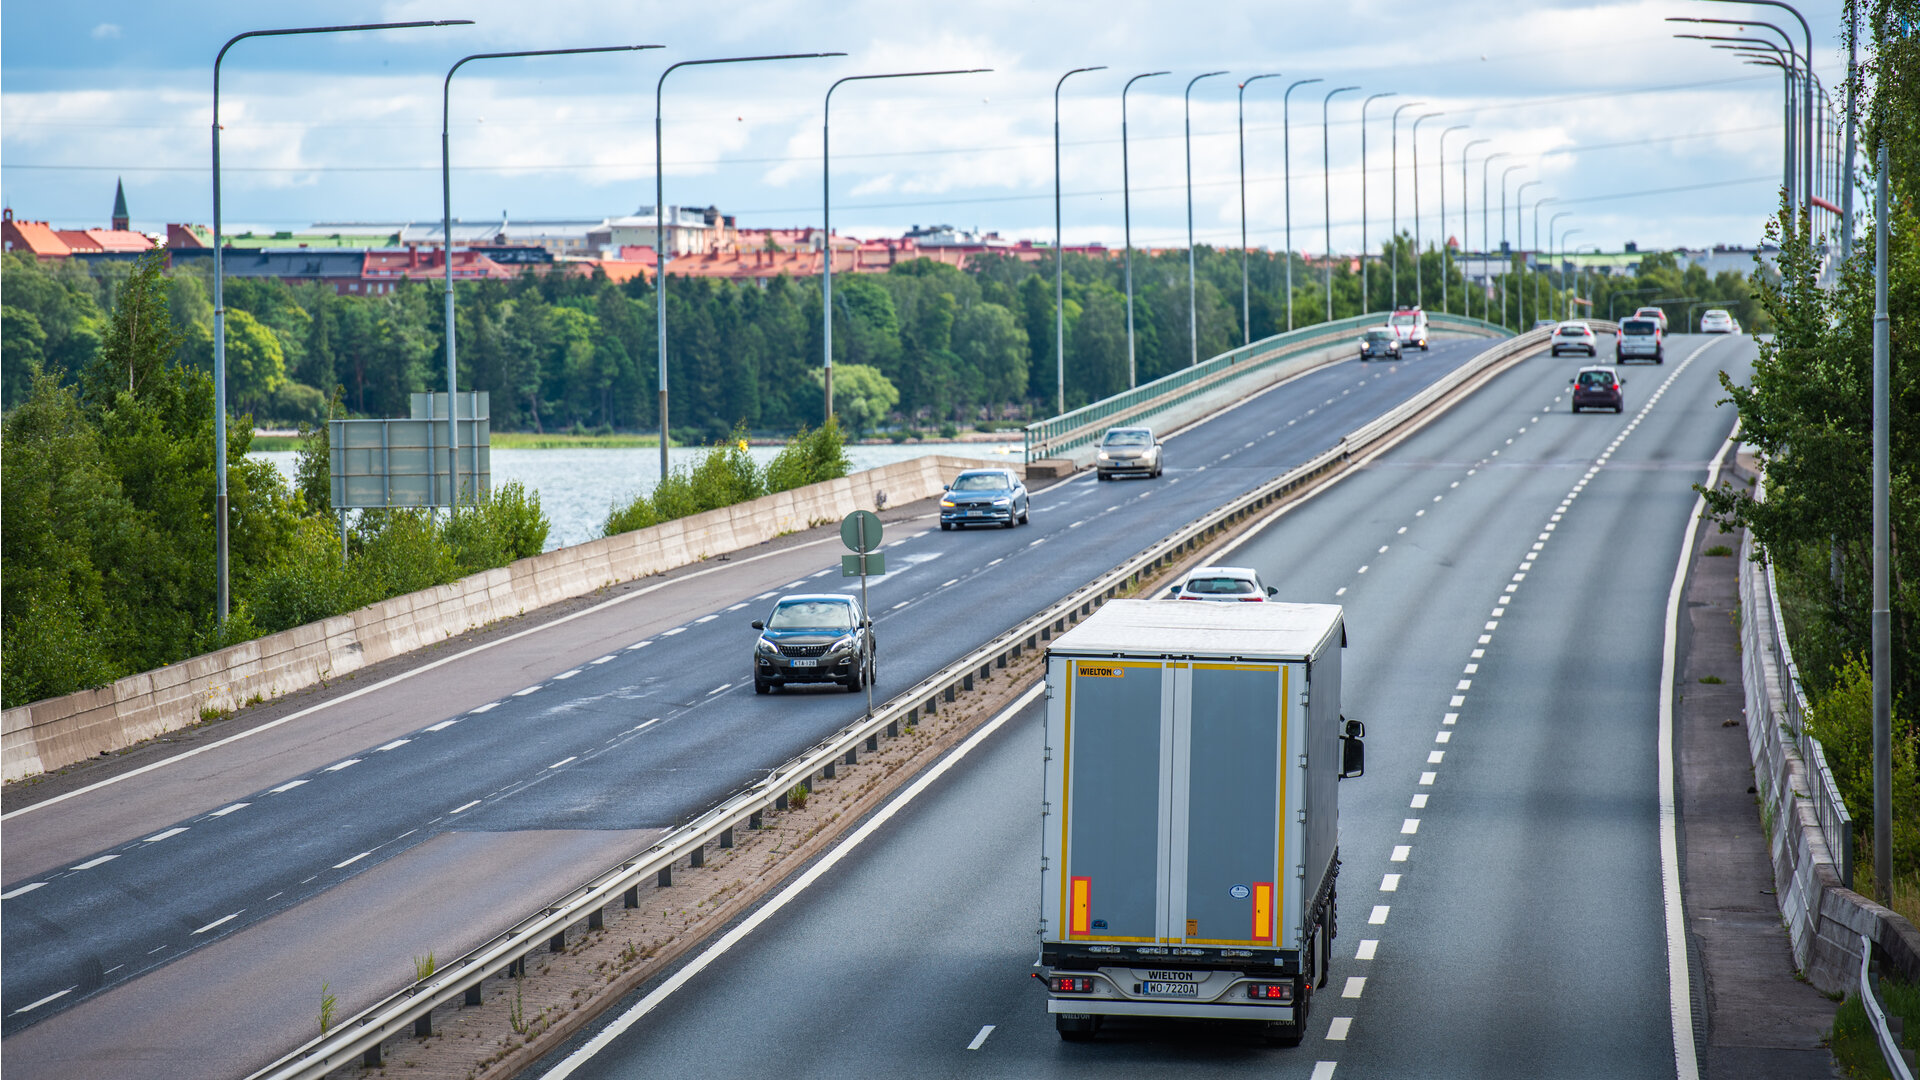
[1051,976,1095,993]
[1248,982,1293,1001]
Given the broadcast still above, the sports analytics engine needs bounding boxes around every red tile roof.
[2,212,72,257]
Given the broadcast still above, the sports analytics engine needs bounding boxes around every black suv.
[752,594,876,693]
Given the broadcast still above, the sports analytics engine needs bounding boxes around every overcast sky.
[1,0,1856,256]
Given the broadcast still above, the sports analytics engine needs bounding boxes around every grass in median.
[1831,976,1920,1079]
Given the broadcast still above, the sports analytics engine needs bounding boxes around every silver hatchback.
[1096,426,1163,480]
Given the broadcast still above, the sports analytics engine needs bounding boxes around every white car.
[1699,309,1737,334]
[1550,321,1598,357]
[1167,566,1277,602]
[1633,306,1670,332]
[1388,307,1430,351]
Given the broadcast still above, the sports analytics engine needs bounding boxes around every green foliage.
[1805,656,1920,879]
[603,420,850,537]
[319,983,337,1035]
[821,364,898,437]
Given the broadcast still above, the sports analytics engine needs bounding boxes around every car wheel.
[754,678,770,695]
[844,663,863,692]
[1003,514,1016,529]
[1020,506,1030,524]
[1615,403,1624,413]
[1656,356,1664,365]
[940,521,953,531]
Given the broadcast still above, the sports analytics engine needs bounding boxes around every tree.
[954,300,1028,413]
[1068,285,1128,406]
[821,363,898,437]
[220,308,288,418]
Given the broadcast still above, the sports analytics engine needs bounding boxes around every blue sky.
[1,1,1856,255]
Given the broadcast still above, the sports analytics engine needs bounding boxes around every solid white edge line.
[540,681,1047,1080]
[3,523,862,823]
[1660,417,1736,1080]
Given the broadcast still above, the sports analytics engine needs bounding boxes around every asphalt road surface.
[2,335,1499,1074]
[534,334,1757,1080]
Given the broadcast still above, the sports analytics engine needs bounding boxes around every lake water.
[249,441,1019,551]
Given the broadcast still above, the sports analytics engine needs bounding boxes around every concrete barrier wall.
[1,454,998,783]
[1739,520,1920,991]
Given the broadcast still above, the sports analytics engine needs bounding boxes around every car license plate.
[788,658,816,668]
[1144,981,1199,996]
[968,509,984,516]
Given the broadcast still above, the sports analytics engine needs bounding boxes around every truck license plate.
[1144,981,1199,996]
[788,658,816,668]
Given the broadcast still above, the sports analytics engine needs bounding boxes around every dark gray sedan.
[752,594,875,693]
[1358,327,1402,361]
[940,468,1030,529]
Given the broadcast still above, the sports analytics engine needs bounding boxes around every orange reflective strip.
[1252,882,1274,943]
[1070,877,1092,936]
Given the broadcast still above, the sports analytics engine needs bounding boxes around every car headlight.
[991,497,1011,507]
[756,638,779,655]
[940,499,956,508]
[830,635,857,654]
[1097,452,1111,461]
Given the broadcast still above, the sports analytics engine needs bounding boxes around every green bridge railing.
[1023,310,1511,464]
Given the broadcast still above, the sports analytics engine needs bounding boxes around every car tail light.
[1248,983,1293,1001]
[1239,596,1265,602]
[1051,976,1095,993]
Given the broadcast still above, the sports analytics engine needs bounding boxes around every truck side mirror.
[1340,717,1366,780]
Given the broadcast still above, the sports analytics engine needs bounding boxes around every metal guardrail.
[249,325,1550,1080]
[1864,933,1919,1080]
[1022,310,1510,464]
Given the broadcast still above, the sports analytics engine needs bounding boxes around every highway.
[1,334,1500,1075]
[533,334,1757,1079]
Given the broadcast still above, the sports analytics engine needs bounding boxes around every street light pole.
[1323,85,1359,324]
[1558,227,1583,318]
[212,17,471,626]
[1359,92,1397,314]
[1283,78,1324,331]
[1537,203,1564,326]
[1498,165,1526,329]
[1480,151,1510,324]
[1438,124,1468,316]
[1460,138,1489,320]
[1239,73,1283,345]
[1696,2,1815,237]
[444,45,655,513]
[1185,70,1225,363]
[657,52,842,481]
[1873,137,1891,903]
[1057,65,1108,410]
[1124,71,1169,386]
[1411,112,1442,309]
[823,67,988,423]
[1513,180,1539,327]
[1389,101,1425,311]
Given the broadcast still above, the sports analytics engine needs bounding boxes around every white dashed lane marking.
[191,910,244,935]
[2,882,47,900]
[71,854,120,870]
[209,803,249,817]
[144,827,188,843]
[269,780,307,794]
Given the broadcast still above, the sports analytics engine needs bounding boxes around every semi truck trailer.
[1035,599,1362,1044]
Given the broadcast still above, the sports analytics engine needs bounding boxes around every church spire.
[111,178,129,231]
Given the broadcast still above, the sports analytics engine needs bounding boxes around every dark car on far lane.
[1570,365,1625,413]
[752,594,875,693]
[940,468,1030,529]
[1358,327,1402,361]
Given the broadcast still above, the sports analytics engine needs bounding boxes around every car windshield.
[1637,309,1663,318]
[1621,320,1656,335]
[767,599,854,630]
[1705,309,1729,318]
[951,473,1009,491]
[1557,324,1587,334]
[1391,313,1418,326]
[1579,371,1615,387]
[1184,575,1255,595]
[1365,329,1394,341]
[1103,430,1151,447]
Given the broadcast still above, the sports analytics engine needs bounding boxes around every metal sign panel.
[410,391,489,421]
[329,417,490,510]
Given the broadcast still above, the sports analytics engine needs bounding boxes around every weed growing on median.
[413,952,436,982]
[1704,544,1734,557]
[319,982,337,1034]
[508,971,526,1035]
[1699,675,1726,685]
[786,782,810,811]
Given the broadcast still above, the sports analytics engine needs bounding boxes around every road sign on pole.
[840,510,883,720]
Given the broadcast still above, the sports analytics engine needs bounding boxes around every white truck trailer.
[1035,599,1362,1044]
